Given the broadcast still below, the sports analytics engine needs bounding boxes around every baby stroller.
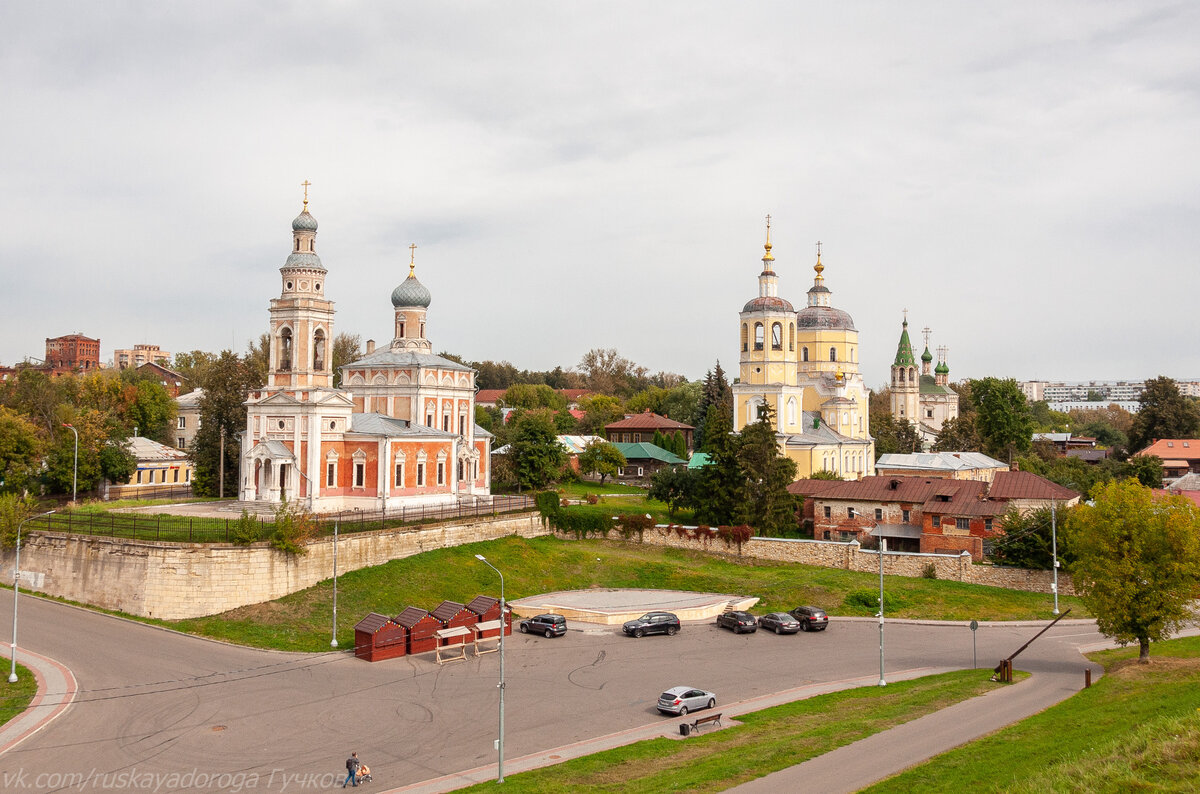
[356,764,373,784]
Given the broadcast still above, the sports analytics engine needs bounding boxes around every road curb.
[0,644,77,755]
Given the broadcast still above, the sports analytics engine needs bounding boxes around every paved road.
[0,594,1118,793]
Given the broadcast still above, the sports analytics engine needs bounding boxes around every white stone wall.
[3,513,548,620]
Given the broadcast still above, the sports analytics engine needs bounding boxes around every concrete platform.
[509,588,759,625]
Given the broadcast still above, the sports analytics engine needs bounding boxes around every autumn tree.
[1065,480,1200,661]
[1129,376,1200,453]
[578,348,649,397]
[576,394,625,435]
[577,440,626,485]
[171,350,219,392]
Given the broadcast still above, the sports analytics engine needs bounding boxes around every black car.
[790,605,829,631]
[715,610,758,634]
[757,612,802,634]
[519,613,568,638]
[622,611,681,638]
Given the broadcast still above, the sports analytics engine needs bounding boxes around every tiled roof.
[1136,439,1200,461]
[1168,473,1200,492]
[394,607,432,628]
[788,475,952,503]
[611,442,687,465]
[354,612,393,634]
[466,595,499,615]
[475,389,506,404]
[988,471,1079,501]
[606,411,694,431]
[431,600,467,621]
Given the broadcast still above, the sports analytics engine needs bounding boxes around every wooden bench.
[690,713,722,733]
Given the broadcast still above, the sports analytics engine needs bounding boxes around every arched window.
[294,239,300,252]
[279,328,293,371]
[909,367,916,382]
[899,368,906,383]
[741,323,748,352]
[312,329,326,371]
[829,347,837,362]
[802,346,809,362]
[789,323,795,352]
[771,322,783,350]
[787,396,797,426]
[754,323,764,351]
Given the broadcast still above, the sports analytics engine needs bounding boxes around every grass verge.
[456,669,1024,793]
[0,663,39,727]
[158,535,1085,651]
[862,634,1200,793]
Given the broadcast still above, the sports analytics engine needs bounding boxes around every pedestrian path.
[0,644,77,754]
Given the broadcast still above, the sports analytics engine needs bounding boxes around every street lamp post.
[474,553,505,783]
[1051,501,1060,615]
[62,424,78,504]
[878,536,887,687]
[9,510,55,683]
[331,521,339,648]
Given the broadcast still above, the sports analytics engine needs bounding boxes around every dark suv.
[715,610,758,634]
[519,614,568,638]
[790,605,829,631]
[622,612,681,638]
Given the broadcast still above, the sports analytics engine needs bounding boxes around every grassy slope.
[863,635,1200,793]
[456,670,1025,793]
[163,535,1085,651]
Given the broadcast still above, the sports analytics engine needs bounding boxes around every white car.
[656,686,716,716]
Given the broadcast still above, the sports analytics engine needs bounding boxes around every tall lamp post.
[331,521,339,648]
[62,424,78,505]
[474,553,505,783]
[1051,501,1060,615]
[878,536,887,687]
[10,510,55,683]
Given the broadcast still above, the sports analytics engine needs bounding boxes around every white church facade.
[239,196,491,512]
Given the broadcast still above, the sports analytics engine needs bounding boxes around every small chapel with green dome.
[889,317,959,447]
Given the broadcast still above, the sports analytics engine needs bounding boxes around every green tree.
[331,332,362,388]
[0,407,42,494]
[0,492,37,548]
[503,383,567,411]
[971,377,1033,462]
[125,379,177,444]
[693,361,731,449]
[576,394,625,435]
[695,403,741,526]
[509,410,567,491]
[1029,400,1070,432]
[577,440,626,485]
[1129,376,1200,453]
[736,407,798,536]
[671,430,687,458]
[1065,479,1200,661]
[193,352,256,497]
[989,507,1062,569]
[870,413,923,458]
[171,350,219,392]
[932,414,983,453]
[1123,454,1164,488]
[652,429,667,450]
[648,465,699,519]
[244,333,270,387]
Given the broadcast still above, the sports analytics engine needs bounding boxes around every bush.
[230,509,261,546]
[586,494,599,505]
[269,501,316,555]
[920,562,938,579]
[615,513,652,541]
[717,524,753,550]
[844,588,906,613]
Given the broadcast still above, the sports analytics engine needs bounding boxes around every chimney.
[366,339,376,354]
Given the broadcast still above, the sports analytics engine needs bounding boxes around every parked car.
[790,605,830,631]
[757,612,802,634]
[519,613,567,638]
[622,611,681,638]
[715,610,758,634]
[657,686,716,716]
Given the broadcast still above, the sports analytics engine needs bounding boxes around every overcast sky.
[3,2,1198,389]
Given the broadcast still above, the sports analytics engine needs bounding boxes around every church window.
[899,368,905,383]
[313,329,326,371]
[315,282,321,291]
[754,323,764,351]
[741,324,748,352]
[909,367,916,382]
[437,462,445,485]
[926,409,934,418]
[459,414,466,435]
[419,322,425,338]
[426,412,434,427]
[395,461,405,487]
[443,415,450,432]
[308,239,314,252]
[417,462,425,486]
[294,239,300,252]
[457,460,464,481]
[399,321,406,338]
[279,328,293,371]
[286,281,293,290]
[829,347,837,362]
[789,324,795,351]
[326,462,336,487]
[354,462,365,488]
[802,347,809,362]
[771,323,782,350]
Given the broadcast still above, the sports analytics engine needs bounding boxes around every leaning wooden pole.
[993,608,1072,679]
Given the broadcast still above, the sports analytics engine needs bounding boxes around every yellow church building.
[732,224,874,480]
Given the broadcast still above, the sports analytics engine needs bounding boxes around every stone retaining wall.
[562,526,1076,596]
[2,513,549,619]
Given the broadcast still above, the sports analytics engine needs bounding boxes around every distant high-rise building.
[115,344,172,370]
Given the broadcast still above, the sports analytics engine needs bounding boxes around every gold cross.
[923,327,932,347]
[816,240,822,259]
[765,213,771,242]
[409,243,417,276]
[301,180,311,208]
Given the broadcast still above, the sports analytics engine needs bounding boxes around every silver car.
[656,686,716,716]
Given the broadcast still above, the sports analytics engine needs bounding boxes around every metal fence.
[23,495,538,544]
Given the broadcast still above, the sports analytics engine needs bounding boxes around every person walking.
[343,752,360,788]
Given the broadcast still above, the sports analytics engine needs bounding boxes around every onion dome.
[935,360,949,375]
[743,295,794,312]
[921,346,934,363]
[391,265,431,308]
[292,211,318,232]
[797,305,856,330]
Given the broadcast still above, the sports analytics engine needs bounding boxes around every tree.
[171,350,219,392]
[736,407,798,536]
[695,403,741,526]
[989,507,1061,569]
[971,377,1034,462]
[1029,400,1071,433]
[652,429,667,450]
[576,394,625,435]
[870,414,923,458]
[577,440,626,484]
[125,378,177,444]
[0,407,42,494]
[1065,479,1200,661]
[1129,376,1200,453]
[693,361,731,449]
[192,352,256,497]
[648,465,699,519]
[671,430,687,459]
[331,333,362,388]
[244,333,270,387]
[932,414,982,453]
[509,410,567,491]
[578,348,650,397]
[503,384,567,411]
[1124,454,1164,488]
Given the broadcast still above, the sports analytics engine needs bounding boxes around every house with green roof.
[610,442,687,482]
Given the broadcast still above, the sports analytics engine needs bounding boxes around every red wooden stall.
[466,595,510,639]
[396,606,440,655]
[354,612,407,661]
[431,600,477,646]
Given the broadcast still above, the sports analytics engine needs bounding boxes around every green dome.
[921,346,933,363]
[935,361,949,375]
[391,274,431,308]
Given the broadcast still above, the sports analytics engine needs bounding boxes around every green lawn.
[863,635,1200,793]
[0,663,39,727]
[160,535,1085,651]
[455,669,1024,793]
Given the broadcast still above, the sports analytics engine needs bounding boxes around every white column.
[381,439,392,512]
